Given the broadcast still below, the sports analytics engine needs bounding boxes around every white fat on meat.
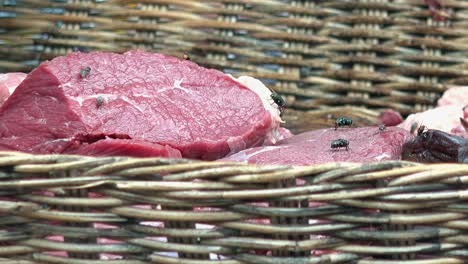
[226,135,248,156]
[437,86,468,107]
[229,75,284,146]
[399,85,468,137]
[0,73,27,105]
[226,145,282,163]
[399,105,459,133]
[374,153,391,161]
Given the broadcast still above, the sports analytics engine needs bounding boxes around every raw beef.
[0,72,27,105]
[425,0,452,22]
[379,109,403,126]
[0,51,281,159]
[222,127,412,166]
[66,138,182,158]
[399,86,468,137]
[262,127,294,146]
[398,105,467,137]
[277,127,294,141]
[402,128,468,163]
[437,86,468,107]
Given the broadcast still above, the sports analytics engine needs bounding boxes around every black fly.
[379,124,386,131]
[270,92,285,115]
[80,66,91,78]
[331,139,349,151]
[96,96,103,108]
[335,117,353,130]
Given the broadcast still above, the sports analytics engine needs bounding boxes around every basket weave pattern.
[1,0,468,115]
[1,1,468,263]
[0,152,467,263]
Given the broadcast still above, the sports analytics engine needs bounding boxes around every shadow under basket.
[0,152,467,263]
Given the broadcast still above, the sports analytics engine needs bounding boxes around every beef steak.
[0,51,281,159]
[222,127,413,165]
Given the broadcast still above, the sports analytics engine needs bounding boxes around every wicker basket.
[1,1,468,263]
[0,153,467,263]
[2,0,468,117]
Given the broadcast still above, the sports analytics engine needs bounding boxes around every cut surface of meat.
[222,127,412,166]
[0,51,280,159]
[65,138,182,157]
[0,72,27,105]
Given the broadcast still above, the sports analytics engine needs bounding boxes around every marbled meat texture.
[0,51,277,159]
[222,127,413,165]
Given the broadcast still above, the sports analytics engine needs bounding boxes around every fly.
[96,96,103,108]
[335,117,353,130]
[80,66,91,78]
[331,139,349,151]
[270,92,285,116]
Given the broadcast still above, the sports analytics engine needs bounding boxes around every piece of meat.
[398,105,467,137]
[0,72,27,105]
[262,127,294,146]
[65,138,182,157]
[425,0,452,21]
[402,128,468,163]
[227,75,283,146]
[0,51,281,159]
[277,127,294,141]
[379,109,403,126]
[437,85,468,126]
[399,86,468,137]
[222,127,412,166]
[451,106,468,137]
[437,86,468,107]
